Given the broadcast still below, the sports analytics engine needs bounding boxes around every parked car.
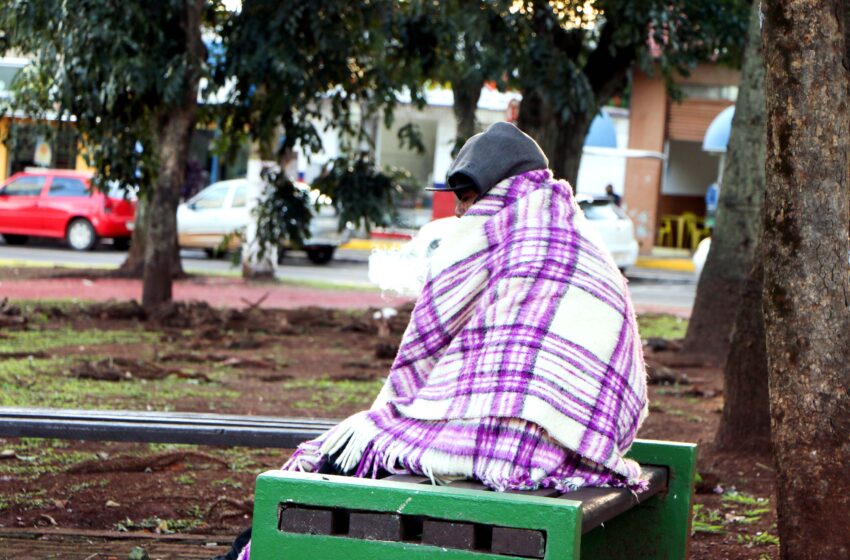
[369,197,639,294]
[176,178,352,264]
[0,169,136,251]
[575,195,640,271]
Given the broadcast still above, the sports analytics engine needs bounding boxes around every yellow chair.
[685,218,712,252]
[657,217,674,247]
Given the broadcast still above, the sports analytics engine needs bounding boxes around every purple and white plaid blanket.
[284,169,648,491]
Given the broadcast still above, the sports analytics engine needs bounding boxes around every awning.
[584,112,618,148]
[702,105,735,153]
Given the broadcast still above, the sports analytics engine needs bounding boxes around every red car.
[0,170,136,251]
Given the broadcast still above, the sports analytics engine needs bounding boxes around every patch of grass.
[175,473,196,486]
[743,507,771,520]
[0,437,99,479]
[228,456,260,473]
[0,327,159,352]
[722,490,767,507]
[737,532,780,547]
[691,504,725,534]
[0,355,238,409]
[67,481,98,493]
[148,443,200,453]
[1,489,48,511]
[217,477,243,490]
[115,515,204,534]
[278,277,380,293]
[637,313,688,340]
[0,327,157,353]
[283,377,385,413]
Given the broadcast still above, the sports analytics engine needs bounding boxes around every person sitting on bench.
[225,122,649,560]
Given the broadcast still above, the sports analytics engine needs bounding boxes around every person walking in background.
[605,183,622,206]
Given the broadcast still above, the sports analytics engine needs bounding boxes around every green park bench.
[250,439,697,560]
[0,408,696,559]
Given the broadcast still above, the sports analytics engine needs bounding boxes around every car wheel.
[2,234,29,246]
[306,246,334,265]
[66,219,97,251]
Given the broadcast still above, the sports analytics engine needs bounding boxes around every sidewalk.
[634,247,695,273]
[0,276,412,310]
[341,241,697,273]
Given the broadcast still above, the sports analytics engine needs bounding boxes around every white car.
[177,178,352,264]
[576,195,639,271]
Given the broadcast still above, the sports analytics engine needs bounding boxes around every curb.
[0,259,114,270]
[339,239,405,251]
[634,257,695,273]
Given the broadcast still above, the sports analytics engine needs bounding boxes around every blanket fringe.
[289,413,647,493]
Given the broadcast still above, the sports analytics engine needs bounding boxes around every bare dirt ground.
[0,294,778,559]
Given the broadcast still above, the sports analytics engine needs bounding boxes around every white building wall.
[575,108,630,198]
[286,87,634,220]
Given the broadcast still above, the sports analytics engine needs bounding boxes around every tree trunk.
[117,197,182,278]
[763,1,850,556]
[141,0,203,308]
[682,0,766,362]
[516,90,590,188]
[714,239,770,452]
[451,78,482,157]
[118,197,149,277]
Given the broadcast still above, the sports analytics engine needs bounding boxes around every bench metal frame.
[0,408,697,558]
[251,439,697,560]
[0,407,337,448]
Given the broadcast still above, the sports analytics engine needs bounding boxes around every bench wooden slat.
[348,512,405,541]
[491,526,546,558]
[381,474,430,484]
[279,506,336,535]
[563,465,668,534]
[421,519,478,550]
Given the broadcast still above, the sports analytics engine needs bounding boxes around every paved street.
[0,239,697,312]
[0,238,375,287]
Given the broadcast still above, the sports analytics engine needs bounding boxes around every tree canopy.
[0,0,222,194]
[506,0,749,184]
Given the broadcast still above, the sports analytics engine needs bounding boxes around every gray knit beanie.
[440,122,549,197]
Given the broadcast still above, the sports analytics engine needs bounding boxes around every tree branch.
[583,21,635,103]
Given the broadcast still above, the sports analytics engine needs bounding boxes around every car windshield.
[191,184,230,209]
[579,200,627,221]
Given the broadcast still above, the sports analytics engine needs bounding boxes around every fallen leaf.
[105,500,120,508]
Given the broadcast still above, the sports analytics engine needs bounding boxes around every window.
[191,184,229,210]
[1,176,46,197]
[231,185,248,208]
[48,177,90,197]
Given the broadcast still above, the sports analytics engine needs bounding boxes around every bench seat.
[250,439,697,560]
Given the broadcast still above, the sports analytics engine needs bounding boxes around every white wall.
[289,88,637,214]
